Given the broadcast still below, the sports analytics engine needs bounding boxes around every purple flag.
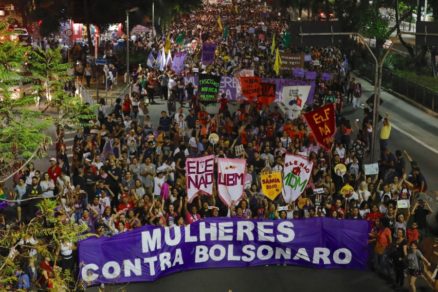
[202,43,216,65]
[79,218,369,285]
[293,68,305,78]
[322,72,332,81]
[305,71,317,80]
[100,138,114,161]
[171,52,187,75]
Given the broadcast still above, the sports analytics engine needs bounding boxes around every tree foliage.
[0,20,94,181]
[0,21,51,175]
[0,199,92,290]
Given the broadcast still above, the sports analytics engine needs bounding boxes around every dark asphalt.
[87,265,433,292]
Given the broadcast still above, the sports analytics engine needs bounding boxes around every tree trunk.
[395,0,415,58]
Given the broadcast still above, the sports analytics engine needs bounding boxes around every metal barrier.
[357,63,438,113]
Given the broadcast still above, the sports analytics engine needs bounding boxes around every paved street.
[87,265,432,292]
[79,80,437,292]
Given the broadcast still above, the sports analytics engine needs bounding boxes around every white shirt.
[153,176,166,197]
[60,242,73,257]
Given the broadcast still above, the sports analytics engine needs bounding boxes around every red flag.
[257,82,276,105]
[303,104,336,151]
[240,77,261,101]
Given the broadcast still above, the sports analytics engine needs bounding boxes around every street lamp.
[126,7,139,89]
[152,1,156,37]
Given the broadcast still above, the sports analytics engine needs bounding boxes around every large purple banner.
[79,218,369,285]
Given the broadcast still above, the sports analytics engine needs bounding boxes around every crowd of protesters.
[0,1,436,291]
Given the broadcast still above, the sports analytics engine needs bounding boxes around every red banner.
[303,104,336,151]
[240,77,261,101]
[257,82,276,105]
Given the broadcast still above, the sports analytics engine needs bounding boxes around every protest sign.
[262,78,315,104]
[217,158,246,206]
[199,74,221,102]
[79,218,370,285]
[281,85,311,120]
[219,76,238,100]
[186,155,215,202]
[171,52,187,74]
[234,144,245,156]
[281,53,304,71]
[397,199,410,209]
[364,163,379,176]
[202,43,216,65]
[283,154,313,203]
[282,85,311,108]
[303,104,336,151]
[257,82,276,105]
[240,77,261,101]
[261,171,282,200]
[235,69,254,77]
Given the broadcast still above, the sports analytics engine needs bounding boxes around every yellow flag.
[234,6,238,14]
[273,48,281,76]
[164,35,171,54]
[261,171,283,201]
[217,16,223,32]
[271,34,276,55]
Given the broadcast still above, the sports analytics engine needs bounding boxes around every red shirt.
[407,228,419,244]
[375,227,392,254]
[48,165,62,182]
[219,98,228,111]
[366,212,383,227]
[117,202,134,212]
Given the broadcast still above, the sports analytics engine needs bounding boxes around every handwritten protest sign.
[281,53,304,71]
[186,155,215,202]
[261,171,282,200]
[234,144,245,156]
[257,82,276,105]
[199,74,221,102]
[397,199,410,209]
[303,104,336,151]
[364,163,379,176]
[283,154,313,203]
[217,158,246,206]
[240,76,261,101]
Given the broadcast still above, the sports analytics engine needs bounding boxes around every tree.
[0,22,94,183]
[28,47,94,129]
[0,199,91,290]
[0,21,51,181]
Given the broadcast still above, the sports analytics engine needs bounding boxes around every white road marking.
[392,123,438,154]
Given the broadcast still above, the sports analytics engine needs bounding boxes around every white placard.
[364,163,379,176]
[397,199,410,209]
